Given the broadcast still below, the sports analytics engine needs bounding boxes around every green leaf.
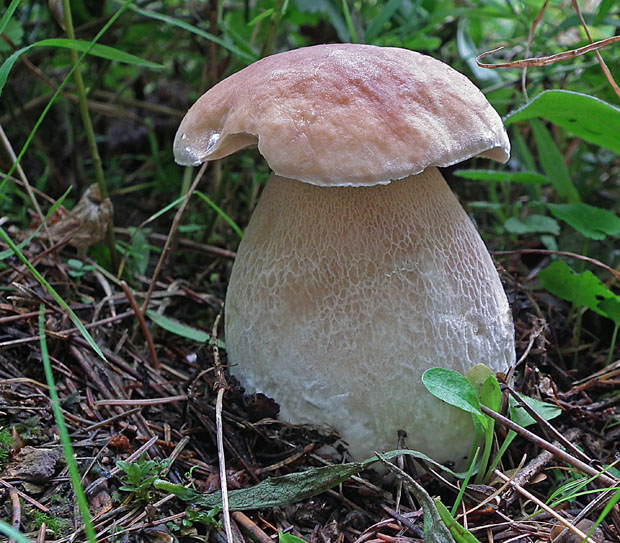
[146,310,216,344]
[364,0,403,42]
[508,394,562,428]
[379,457,456,543]
[155,449,470,512]
[529,119,580,203]
[454,169,549,185]
[195,191,243,239]
[0,227,107,362]
[598,298,620,325]
[279,532,308,543]
[480,376,502,413]
[129,5,257,62]
[0,519,36,543]
[435,499,482,543]
[247,9,274,27]
[548,203,620,240]
[538,261,620,324]
[0,186,71,261]
[0,18,23,52]
[0,0,21,36]
[155,462,364,510]
[464,364,495,391]
[504,215,560,235]
[129,229,150,276]
[1,39,162,96]
[422,368,485,422]
[505,90,620,155]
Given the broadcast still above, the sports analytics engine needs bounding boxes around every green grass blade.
[0,520,32,543]
[530,119,580,203]
[0,186,71,260]
[341,0,358,42]
[129,5,257,62]
[0,1,133,186]
[364,0,402,42]
[195,190,244,239]
[0,0,21,35]
[39,307,96,543]
[0,38,161,97]
[0,226,107,362]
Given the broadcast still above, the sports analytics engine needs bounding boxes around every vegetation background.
[0,0,619,542]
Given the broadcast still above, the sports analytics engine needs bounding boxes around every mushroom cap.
[174,44,510,187]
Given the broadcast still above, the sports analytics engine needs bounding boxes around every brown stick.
[480,405,618,487]
[120,280,159,369]
[477,35,620,69]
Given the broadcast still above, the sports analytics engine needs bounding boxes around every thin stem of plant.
[493,469,598,543]
[139,162,208,315]
[477,35,620,69]
[480,405,618,487]
[260,0,287,58]
[211,312,233,542]
[120,280,159,368]
[521,0,549,100]
[571,0,620,100]
[61,0,118,268]
[0,125,51,242]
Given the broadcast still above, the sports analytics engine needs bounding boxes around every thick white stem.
[225,168,514,463]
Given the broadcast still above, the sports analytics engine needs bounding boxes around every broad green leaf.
[505,90,620,155]
[422,368,485,421]
[454,169,549,185]
[465,364,495,392]
[504,215,560,235]
[539,261,620,322]
[154,463,363,510]
[598,298,620,326]
[155,449,469,512]
[1,39,161,96]
[480,376,502,413]
[548,203,620,240]
[530,119,580,203]
[508,394,562,428]
[435,499,481,543]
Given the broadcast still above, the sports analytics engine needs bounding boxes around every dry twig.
[477,35,620,69]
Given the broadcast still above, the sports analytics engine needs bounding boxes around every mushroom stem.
[225,168,514,462]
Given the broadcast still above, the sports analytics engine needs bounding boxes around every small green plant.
[65,258,96,279]
[117,456,169,503]
[422,365,562,483]
[32,510,70,537]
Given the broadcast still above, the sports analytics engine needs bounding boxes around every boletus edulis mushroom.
[174,44,515,464]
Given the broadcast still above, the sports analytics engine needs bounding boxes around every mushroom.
[174,44,515,463]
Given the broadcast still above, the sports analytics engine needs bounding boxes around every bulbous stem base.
[225,168,514,463]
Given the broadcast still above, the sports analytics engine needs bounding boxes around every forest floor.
[0,215,619,543]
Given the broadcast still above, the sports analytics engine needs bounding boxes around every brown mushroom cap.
[174,44,510,186]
